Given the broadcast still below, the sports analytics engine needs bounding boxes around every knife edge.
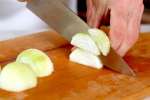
[100,48,136,76]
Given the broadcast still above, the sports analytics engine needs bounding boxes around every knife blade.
[26,0,135,76]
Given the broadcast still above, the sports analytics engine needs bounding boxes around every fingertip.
[87,6,96,28]
[93,15,101,28]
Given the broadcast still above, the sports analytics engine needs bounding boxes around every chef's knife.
[26,0,135,76]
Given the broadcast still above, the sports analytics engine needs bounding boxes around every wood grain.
[0,31,68,63]
[0,31,149,100]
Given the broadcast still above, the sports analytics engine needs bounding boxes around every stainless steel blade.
[27,0,135,76]
[100,48,135,76]
[27,0,89,41]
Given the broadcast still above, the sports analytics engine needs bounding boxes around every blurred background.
[0,0,150,41]
[0,0,77,40]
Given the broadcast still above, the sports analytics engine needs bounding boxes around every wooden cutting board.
[0,31,150,100]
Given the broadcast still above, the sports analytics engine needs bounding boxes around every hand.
[86,0,109,27]
[86,0,144,56]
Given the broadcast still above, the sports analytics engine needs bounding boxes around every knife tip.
[122,67,136,76]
